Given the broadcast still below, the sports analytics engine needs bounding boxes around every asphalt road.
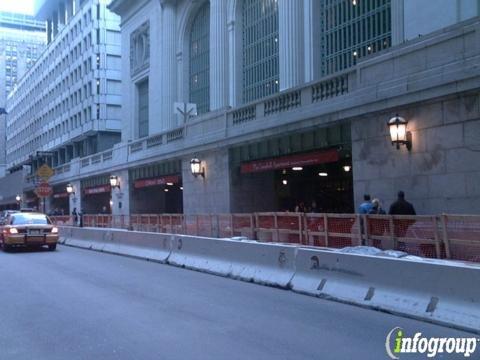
[0,245,476,360]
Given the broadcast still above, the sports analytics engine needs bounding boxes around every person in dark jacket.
[72,207,78,226]
[389,191,416,239]
[389,191,416,215]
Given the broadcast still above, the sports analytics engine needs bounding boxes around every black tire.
[48,244,57,251]
[3,243,11,252]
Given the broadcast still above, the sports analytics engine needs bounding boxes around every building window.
[320,0,391,76]
[242,0,279,104]
[137,79,149,138]
[189,3,210,115]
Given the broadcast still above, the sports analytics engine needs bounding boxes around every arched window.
[242,0,279,103]
[189,3,210,115]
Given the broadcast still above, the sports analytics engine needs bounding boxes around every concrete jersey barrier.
[59,227,172,262]
[61,227,111,251]
[168,235,297,288]
[103,230,172,262]
[291,248,480,332]
[59,227,480,332]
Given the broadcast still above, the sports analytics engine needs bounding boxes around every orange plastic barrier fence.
[50,216,72,225]
[442,215,480,263]
[56,212,480,264]
[365,215,442,258]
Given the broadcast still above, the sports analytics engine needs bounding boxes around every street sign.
[36,164,54,180]
[35,182,52,198]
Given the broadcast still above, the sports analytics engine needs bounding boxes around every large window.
[189,3,210,115]
[321,0,391,76]
[137,79,149,138]
[242,0,279,104]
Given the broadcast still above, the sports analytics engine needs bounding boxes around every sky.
[0,0,34,15]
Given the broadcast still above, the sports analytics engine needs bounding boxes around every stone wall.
[352,91,480,214]
[182,149,231,214]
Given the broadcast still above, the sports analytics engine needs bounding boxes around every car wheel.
[48,244,57,251]
[3,243,11,252]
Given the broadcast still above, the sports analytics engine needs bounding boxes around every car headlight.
[9,228,18,234]
[51,227,58,234]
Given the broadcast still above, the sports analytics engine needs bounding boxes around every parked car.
[2,212,58,252]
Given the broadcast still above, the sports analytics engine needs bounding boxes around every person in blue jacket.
[358,194,373,214]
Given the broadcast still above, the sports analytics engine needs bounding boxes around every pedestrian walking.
[79,209,84,228]
[369,199,386,215]
[389,191,416,215]
[358,194,373,214]
[72,207,78,226]
[389,191,416,240]
[294,202,305,213]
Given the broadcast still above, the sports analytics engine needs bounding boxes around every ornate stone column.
[278,0,304,91]
[391,0,405,45]
[160,1,177,130]
[209,0,228,110]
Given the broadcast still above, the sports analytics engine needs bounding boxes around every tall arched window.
[189,3,210,115]
[242,0,279,103]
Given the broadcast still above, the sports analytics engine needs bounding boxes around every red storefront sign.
[241,149,340,174]
[53,192,69,199]
[84,185,111,195]
[134,175,180,189]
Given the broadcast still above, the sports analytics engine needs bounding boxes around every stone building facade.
[2,0,480,215]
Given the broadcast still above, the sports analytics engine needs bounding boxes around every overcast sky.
[0,0,34,15]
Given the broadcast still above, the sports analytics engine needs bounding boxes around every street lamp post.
[15,194,21,210]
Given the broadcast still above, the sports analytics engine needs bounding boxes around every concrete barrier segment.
[168,235,297,288]
[291,248,480,333]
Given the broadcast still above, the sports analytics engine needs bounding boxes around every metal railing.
[50,213,480,264]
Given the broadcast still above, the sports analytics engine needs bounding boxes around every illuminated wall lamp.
[343,165,351,172]
[110,175,120,189]
[66,183,75,195]
[190,158,205,178]
[388,115,412,151]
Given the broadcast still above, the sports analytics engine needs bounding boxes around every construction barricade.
[311,214,362,248]
[254,212,303,244]
[56,212,480,264]
[365,215,442,258]
[441,215,480,263]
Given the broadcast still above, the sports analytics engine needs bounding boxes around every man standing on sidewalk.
[389,191,416,215]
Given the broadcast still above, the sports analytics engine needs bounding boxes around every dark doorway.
[275,162,353,213]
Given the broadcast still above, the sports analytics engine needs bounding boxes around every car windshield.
[11,214,51,225]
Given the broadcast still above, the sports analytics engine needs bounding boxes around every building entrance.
[131,175,183,214]
[236,148,353,213]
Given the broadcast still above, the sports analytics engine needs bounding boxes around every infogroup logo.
[385,327,479,359]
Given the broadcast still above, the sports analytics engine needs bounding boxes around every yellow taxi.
[2,212,58,252]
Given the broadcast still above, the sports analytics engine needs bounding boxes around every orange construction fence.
[49,213,480,263]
